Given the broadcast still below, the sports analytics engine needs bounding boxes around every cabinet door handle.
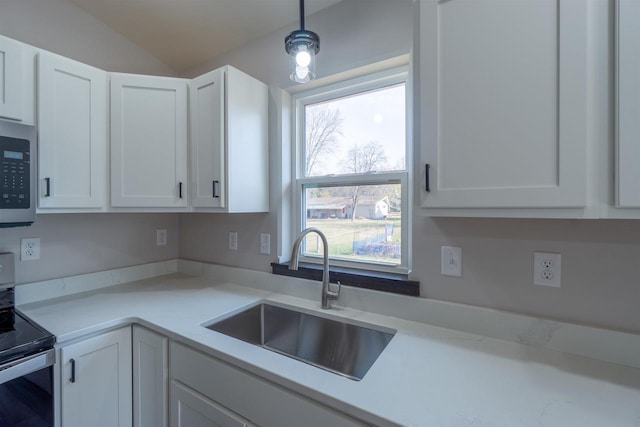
[425,164,431,193]
[212,180,220,198]
[70,358,76,383]
[178,182,183,199]
[44,178,51,197]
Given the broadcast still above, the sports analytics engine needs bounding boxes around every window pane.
[303,184,402,265]
[304,84,406,177]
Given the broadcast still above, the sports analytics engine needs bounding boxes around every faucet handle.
[327,281,341,300]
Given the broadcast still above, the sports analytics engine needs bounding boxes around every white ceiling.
[70,0,343,72]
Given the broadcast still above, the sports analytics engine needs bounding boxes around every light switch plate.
[441,246,462,277]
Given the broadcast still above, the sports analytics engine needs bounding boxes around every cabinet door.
[111,73,188,208]
[190,68,225,208]
[170,381,253,427]
[60,327,132,427]
[133,325,168,427]
[617,0,640,208]
[0,35,23,122]
[418,0,588,210]
[37,52,107,209]
[171,342,366,427]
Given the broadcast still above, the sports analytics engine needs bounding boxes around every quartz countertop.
[19,272,640,427]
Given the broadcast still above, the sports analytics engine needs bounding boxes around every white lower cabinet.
[58,327,371,427]
[170,380,254,427]
[59,327,133,427]
[133,325,169,427]
[170,342,367,427]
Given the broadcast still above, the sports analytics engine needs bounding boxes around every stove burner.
[0,309,15,331]
[0,289,15,330]
[0,327,21,348]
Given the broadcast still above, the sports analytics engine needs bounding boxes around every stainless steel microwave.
[0,121,35,228]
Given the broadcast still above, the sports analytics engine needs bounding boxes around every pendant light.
[285,0,320,83]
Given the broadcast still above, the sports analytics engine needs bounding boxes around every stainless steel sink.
[204,302,396,381]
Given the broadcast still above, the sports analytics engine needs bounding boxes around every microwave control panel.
[0,136,30,209]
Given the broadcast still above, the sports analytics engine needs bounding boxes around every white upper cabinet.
[616,0,640,209]
[416,0,590,216]
[111,73,188,209]
[190,66,268,212]
[0,35,35,125]
[37,52,107,210]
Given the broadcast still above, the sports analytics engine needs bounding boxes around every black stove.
[0,254,56,426]
[0,286,55,365]
[0,309,55,364]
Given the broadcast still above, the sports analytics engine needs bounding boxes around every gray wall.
[179,0,640,334]
[1,214,178,284]
[0,0,175,75]
[181,0,412,87]
[0,0,179,285]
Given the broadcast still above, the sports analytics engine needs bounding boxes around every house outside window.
[292,66,410,274]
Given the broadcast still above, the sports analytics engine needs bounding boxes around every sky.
[306,83,406,176]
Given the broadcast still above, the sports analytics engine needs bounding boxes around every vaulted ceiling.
[70,0,342,72]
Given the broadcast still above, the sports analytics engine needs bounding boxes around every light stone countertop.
[18,272,640,427]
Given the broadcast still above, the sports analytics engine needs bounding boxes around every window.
[292,67,410,274]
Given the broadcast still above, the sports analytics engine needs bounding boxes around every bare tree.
[305,105,343,176]
[341,141,387,175]
[340,141,388,220]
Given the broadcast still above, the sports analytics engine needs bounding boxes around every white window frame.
[291,65,412,274]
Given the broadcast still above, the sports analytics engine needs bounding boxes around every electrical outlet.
[21,238,40,261]
[156,229,167,246]
[260,233,270,255]
[229,231,238,251]
[441,246,462,277]
[533,252,561,287]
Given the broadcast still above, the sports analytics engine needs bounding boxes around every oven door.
[0,348,55,426]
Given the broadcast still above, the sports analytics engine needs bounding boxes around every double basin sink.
[204,302,395,381]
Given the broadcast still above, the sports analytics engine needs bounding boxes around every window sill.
[271,262,419,297]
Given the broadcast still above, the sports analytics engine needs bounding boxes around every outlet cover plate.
[533,252,561,287]
[21,238,40,261]
[441,246,462,277]
[156,229,167,246]
[260,233,270,255]
[229,232,238,251]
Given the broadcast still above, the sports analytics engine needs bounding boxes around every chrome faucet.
[289,227,341,309]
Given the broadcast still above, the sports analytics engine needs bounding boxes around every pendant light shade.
[285,0,320,83]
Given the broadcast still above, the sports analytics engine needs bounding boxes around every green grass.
[304,214,402,264]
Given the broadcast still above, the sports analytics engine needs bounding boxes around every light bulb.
[295,66,310,81]
[296,50,311,67]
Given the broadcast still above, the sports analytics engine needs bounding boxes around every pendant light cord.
[299,0,305,30]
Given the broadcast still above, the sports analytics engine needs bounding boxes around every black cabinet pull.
[179,182,183,199]
[212,180,220,198]
[70,359,76,383]
[44,178,51,197]
[425,164,431,193]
